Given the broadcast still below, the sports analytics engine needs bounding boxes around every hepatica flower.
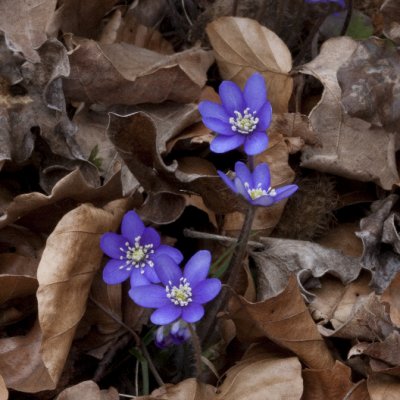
[218,161,298,206]
[305,0,346,7]
[155,320,191,348]
[129,250,221,325]
[199,73,272,155]
[100,211,183,287]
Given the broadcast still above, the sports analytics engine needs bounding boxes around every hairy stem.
[188,324,202,377]
[340,0,353,36]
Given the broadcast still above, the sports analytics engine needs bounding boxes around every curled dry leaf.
[36,199,130,389]
[302,361,353,400]
[0,0,56,63]
[253,237,361,300]
[0,375,7,400]
[206,16,293,113]
[382,272,400,327]
[344,380,370,400]
[300,37,399,190]
[229,275,335,369]
[55,380,119,400]
[215,344,303,400]
[64,38,213,106]
[381,0,400,45]
[367,374,400,400]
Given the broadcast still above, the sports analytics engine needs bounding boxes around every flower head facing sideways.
[155,320,191,348]
[218,161,298,207]
[199,73,272,156]
[129,250,221,325]
[100,210,183,287]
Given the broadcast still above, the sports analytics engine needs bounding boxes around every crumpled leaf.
[215,344,303,400]
[0,0,57,63]
[253,237,362,300]
[381,0,400,45]
[229,275,335,369]
[206,16,293,113]
[36,199,129,388]
[368,374,400,399]
[345,380,370,400]
[55,380,119,400]
[337,38,400,131]
[64,37,213,106]
[382,271,400,327]
[300,37,399,190]
[0,375,7,400]
[357,195,400,293]
[302,361,353,400]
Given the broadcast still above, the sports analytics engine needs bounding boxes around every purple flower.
[100,210,183,287]
[218,161,298,207]
[305,0,346,7]
[155,320,191,348]
[199,73,272,156]
[129,250,221,325]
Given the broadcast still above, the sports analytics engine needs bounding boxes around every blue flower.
[100,211,183,287]
[199,73,272,155]
[129,250,221,325]
[305,0,346,7]
[155,320,191,348]
[218,161,298,206]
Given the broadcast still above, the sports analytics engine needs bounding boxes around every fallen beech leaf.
[0,168,124,233]
[0,0,57,62]
[0,375,7,400]
[381,0,400,45]
[302,361,353,400]
[253,237,361,300]
[64,38,213,106]
[139,378,216,399]
[206,17,293,113]
[216,344,303,400]
[367,374,400,400]
[100,9,173,54]
[300,37,399,190]
[344,380,370,400]
[229,275,335,369]
[382,272,400,327]
[37,199,130,388]
[56,380,119,400]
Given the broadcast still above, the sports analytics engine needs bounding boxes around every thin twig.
[188,324,202,377]
[181,0,193,26]
[340,0,353,36]
[183,228,264,249]
[89,296,164,387]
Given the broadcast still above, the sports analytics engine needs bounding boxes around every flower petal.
[144,266,160,283]
[243,73,267,112]
[235,161,253,187]
[219,81,245,114]
[151,304,182,325]
[192,278,221,304]
[202,118,235,135]
[256,101,272,131]
[130,267,151,287]
[181,303,204,323]
[183,250,211,287]
[103,259,131,284]
[210,134,245,153]
[234,177,251,201]
[273,184,299,202]
[251,195,275,207]
[100,233,126,259]
[141,227,160,248]
[244,131,269,155]
[156,245,184,264]
[198,100,230,121]
[253,162,271,189]
[129,284,170,308]
[121,211,145,240]
[153,254,182,286]
[217,170,237,193]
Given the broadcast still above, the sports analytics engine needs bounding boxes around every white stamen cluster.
[118,236,155,274]
[229,107,259,134]
[244,182,277,200]
[166,277,193,307]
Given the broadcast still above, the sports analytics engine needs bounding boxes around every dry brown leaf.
[0,375,8,400]
[300,37,399,190]
[367,374,400,400]
[344,380,370,400]
[36,199,129,388]
[229,275,335,369]
[64,38,213,106]
[302,361,353,400]
[381,0,400,44]
[216,344,303,400]
[0,0,57,62]
[382,272,400,327]
[206,16,293,113]
[253,236,362,300]
[100,9,173,54]
[55,380,119,400]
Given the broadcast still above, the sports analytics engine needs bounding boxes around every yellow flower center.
[229,108,259,134]
[119,236,155,274]
[166,278,193,307]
